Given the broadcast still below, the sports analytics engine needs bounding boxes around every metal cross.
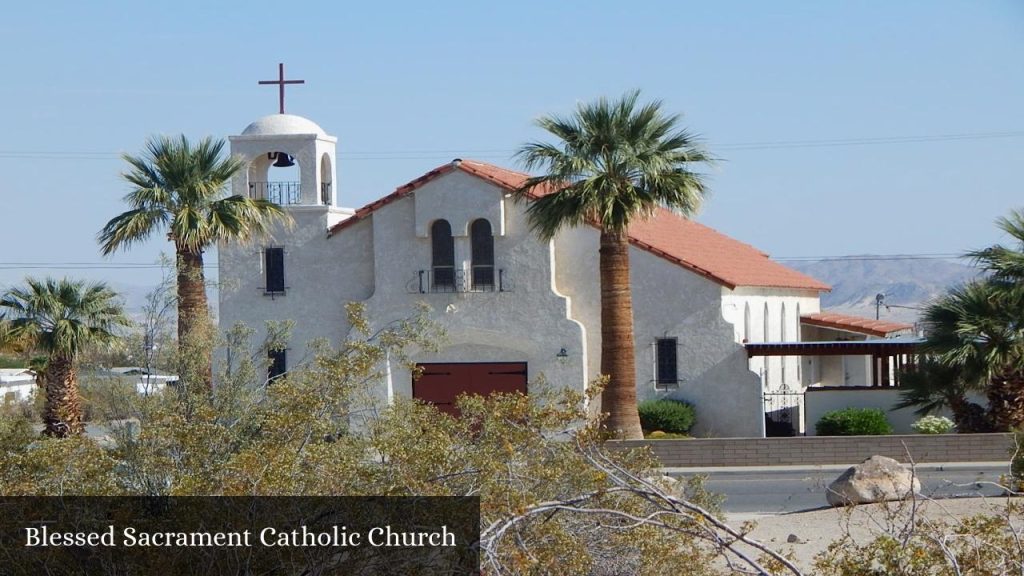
[258,63,305,114]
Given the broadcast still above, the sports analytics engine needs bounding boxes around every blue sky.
[1,0,1021,288]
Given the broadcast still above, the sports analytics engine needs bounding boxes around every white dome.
[241,114,327,137]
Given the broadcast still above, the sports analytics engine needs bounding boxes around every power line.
[717,130,1024,151]
[0,263,217,270]
[0,253,972,269]
[0,130,1021,161]
[773,253,966,262]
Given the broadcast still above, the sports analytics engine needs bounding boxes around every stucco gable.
[412,170,506,238]
[328,159,830,292]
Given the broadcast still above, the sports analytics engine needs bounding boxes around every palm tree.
[903,210,1024,431]
[894,357,992,433]
[969,209,1024,281]
[918,276,1024,430]
[0,318,30,355]
[965,209,1024,429]
[515,91,713,439]
[98,135,288,388]
[0,278,129,437]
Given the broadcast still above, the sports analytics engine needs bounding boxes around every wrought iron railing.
[321,182,332,205]
[409,268,509,294]
[249,181,301,205]
[470,265,496,291]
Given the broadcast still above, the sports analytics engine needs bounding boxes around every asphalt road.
[667,464,1012,514]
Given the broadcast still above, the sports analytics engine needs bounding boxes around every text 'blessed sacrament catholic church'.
[219,80,915,438]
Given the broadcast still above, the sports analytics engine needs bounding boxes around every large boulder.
[826,455,921,506]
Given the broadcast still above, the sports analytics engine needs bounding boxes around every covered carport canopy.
[745,337,922,386]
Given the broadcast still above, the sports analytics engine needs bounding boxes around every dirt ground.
[722,496,1022,574]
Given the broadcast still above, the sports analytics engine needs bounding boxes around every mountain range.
[787,257,981,325]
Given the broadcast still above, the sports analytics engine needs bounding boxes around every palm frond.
[894,358,971,416]
[514,90,713,238]
[100,134,255,256]
[97,207,169,255]
[921,278,1024,383]
[0,278,131,359]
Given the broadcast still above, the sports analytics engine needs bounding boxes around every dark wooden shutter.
[265,247,285,293]
[470,219,494,290]
[431,220,455,290]
[268,349,287,382]
[656,338,678,385]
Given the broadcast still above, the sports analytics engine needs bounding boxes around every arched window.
[743,303,751,343]
[796,303,803,385]
[320,153,333,205]
[763,303,770,386]
[431,220,455,291]
[780,303,787,384]
[781,303,787,342]
[743,302,753,371]
[470,219,495,291]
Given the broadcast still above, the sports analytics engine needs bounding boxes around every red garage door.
[413,362,527,416]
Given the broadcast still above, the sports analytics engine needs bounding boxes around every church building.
[218,109,908,438]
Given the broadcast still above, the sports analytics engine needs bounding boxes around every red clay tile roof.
[328,159,830,291]
[801,312,914,338]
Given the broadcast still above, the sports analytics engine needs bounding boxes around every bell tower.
[228,64,338,209]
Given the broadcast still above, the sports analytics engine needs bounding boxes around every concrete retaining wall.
[803,387,989,435]
[804,387,929,435]
[617,433,1016,467]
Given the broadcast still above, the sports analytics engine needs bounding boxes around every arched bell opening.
[247,151,300,205]
[319,153,333,206]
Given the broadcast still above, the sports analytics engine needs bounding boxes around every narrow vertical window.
[470,219,495,291]
[780,303,787,384]
[656,338,678,386]
[796,303,803,385]
[431,220,455,291]
[265,247,285,294]
[743,303,751,342]
[268,348,287,382]
[763,303,770,386]
[780,303,787,342]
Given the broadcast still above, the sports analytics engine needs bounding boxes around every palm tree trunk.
[43,354,83,437]
[986,371,1024,431]
[177,248,212,390]
[599,230,644,439]
[948,396,994,433]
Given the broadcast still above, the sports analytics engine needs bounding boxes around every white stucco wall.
[229,133,338,207]
[216,130,827,438]
[553,227,769,438]
[0,376,35,403]
[721,288,821,392]
[220,120,367,373]
[800,324,895,387]
[218,206,375,370]
[804,388,985,435]
[358,171,588,406]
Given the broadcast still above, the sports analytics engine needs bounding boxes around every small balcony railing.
[408,267,509,294]
[321,182,332,205]
[249,181,301,205]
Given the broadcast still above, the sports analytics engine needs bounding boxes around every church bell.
[268,151,295,168]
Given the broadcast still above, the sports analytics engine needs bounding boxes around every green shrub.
[815,407,893,436]
[911,415,954,434]
[638,399,695,434]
